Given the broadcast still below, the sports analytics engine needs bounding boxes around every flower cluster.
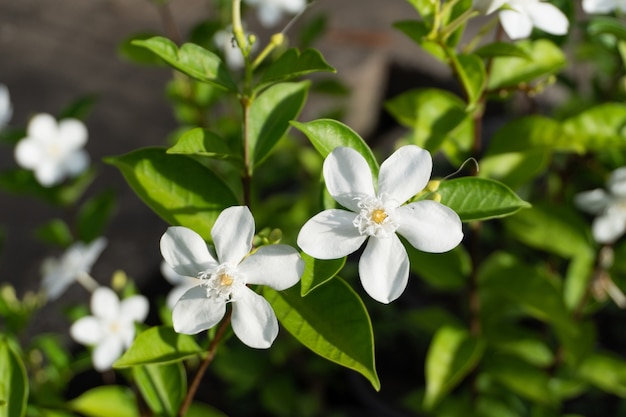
[244,0,306,27]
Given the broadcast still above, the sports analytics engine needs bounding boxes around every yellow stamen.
[220,274,234,287]
[372,209,387,224]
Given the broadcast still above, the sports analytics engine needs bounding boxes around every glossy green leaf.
[300,253,346,296]
[405,244,471,290]
[437,177,530,221]
[0,338,28,417]
[105,148,239,241]
[393,20,446,61]
[504,203,592,258]
[167,128,243,167]
[450,53,486,106]
[483,355,554,405]
[424,325,485,409]
[562,103,626,150]
[69,386,138,417]
[291,119,379,177]
[35,219,73,248]
[488,39,566,91]
[577,352,626,396]
[132,36,237,92]
[478,149,550,189]
[114,326,203,368]
[485,116,582,155]
[185,403,228,417]
[385,88,469,152]
[249,81,310,168]
[133,363,186,417]
[118,32,165,65]
[406,0,436,24]
[77,190,117,243]
[258,48,335,89]
[264,278,380,390]
[485,326,554,367]
[474,42,532,60]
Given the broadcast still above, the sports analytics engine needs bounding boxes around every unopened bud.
[426,180,441,192]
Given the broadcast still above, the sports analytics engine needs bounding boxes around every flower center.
[352,195,399,238]
[199,264,245,302]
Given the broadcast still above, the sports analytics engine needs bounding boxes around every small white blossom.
[160,260,200,310]
[214,29,246,70]
[41,238,107,300]
[15,113,90,187]
[297,146,463,304]
[575,167,626,244]
[70,287,149,371]
[473,0,569,40]
[244,0,306,27]
[583,0,626,13]
[0,84,12,131]
[160,206,303,349]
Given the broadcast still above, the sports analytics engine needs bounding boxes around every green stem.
[252,33,285,70]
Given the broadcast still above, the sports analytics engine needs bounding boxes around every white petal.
[212,206,254,264]
[583,0,616,13]
[160,227,217,278]
[91,287,120,320]
[297,209,367,259]
[574,189,610,215]
[70,316,103,345]
[378,145,432,205]
[27,113,57,139]
[395,201,464,253]
[41,265,73,301]
[92,337,123,371]
[359,235,410,304]
[500,9,534,40]
[172,286,226,334]
[231,287,278,349]
[166,284,194,310]
[608,167,626,196]
[57,118,88,150]
[593,211,626,244]
[34,161,64,187]
[120,295,149,323]
[526,3,569,36]
[15,138,45,169]
[324,147,376,212]
[78,238,108,271]
[0,84,12,129]
[282,0,306,13]
[238,244,303,290]
[257,5,283,27]
[63,150,90,177]
[473,0,507,14]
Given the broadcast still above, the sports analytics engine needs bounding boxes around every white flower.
[160,206,303,349]
[160,260,200,310]
[583,0,626,13]
[214,29,246,70]
[41,238,107,301]
[244,0,306,27]
[575,167,626,244]
[14,113,90,187]
[70,287,149,371]
[473,0,569,40]
[297,146,463,304]
[0,84,12,131]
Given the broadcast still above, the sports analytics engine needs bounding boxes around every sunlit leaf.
[300,253,345,296]
[167,128,243,167]
[483,355,555,405]
[562,103,626,150]
[577,352,626,396]
[405,244,470,290]
[133,363,186,417]
[258,48,335,90]
[0,338,28,417]
[69,386,138,417]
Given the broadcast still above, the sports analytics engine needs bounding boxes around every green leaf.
[133,363,186,417]
[562,103,626,150]
[0,338,28,417]
[474,42,532,60]
[76,190,117,243]
[105,148,239,241]
[114,326,203,368]
[564,252,595,311]
[264,278,380,390]
[69,386,138,417]
[249,81,310,168]
[34,219,73,248]
[132,36,237,92]
[300,253,345,296]
[424,326,485,410]
[450,53,486,106]
[483,355,554,405]
[58,95,98,121]
[405,244,470,290]
[488,39,566,91]
[185,403,228,417]
[437,177,531,221]
[485,326,554,367]
[118,32,166,65]
[588,16,626,42]
[504,203,592,258]
[478,149,550,189]
[167,128,243,167]
[258,48,335,90]
[291,119,379,177]
[384,88,469,153]
[577,352,626,396]
[485,116,582,155]
[393,20,446,61]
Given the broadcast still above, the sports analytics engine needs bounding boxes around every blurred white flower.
[160,260,200,310]
[575,167,626,244]
[473,0,569,40]
[70,287,149,371]
[15,113,90,187]
[160,206,303,349]
[244,0,306,27]
[297,146,463,304]
[0,84,12,131]
[41,238,107,300]
[583,0,626,14]
[214,29,245,69]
